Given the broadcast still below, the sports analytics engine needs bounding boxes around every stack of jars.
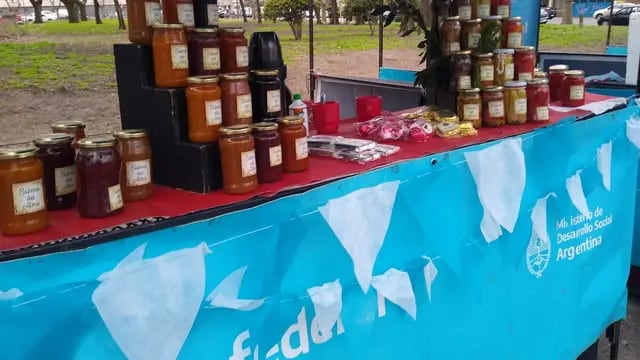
[548,65,586,107]
[0,122,155,236]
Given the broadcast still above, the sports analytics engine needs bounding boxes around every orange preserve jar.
[218,125,258,194]
[114,129,153,202]
[125,0,162,44]
[0,146,48,235]
[152,24,189,88]
[278,116,308,173]
[220,28,249,73]
[163,0,194,26]
[220,73,252,126]
[186,76,222,143]
[51,120,86,149]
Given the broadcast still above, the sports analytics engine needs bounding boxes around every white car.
[23,11,57,22]
[592,3,635,19]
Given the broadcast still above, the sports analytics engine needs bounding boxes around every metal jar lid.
[219,125,252,136]
[152,23,184,29]
[504,80,528,88]
[33,133,74,146]
[278,116,304,125]
[251,69,280,76]
[565,70,585,77]
[482,85,504,92]
[51,120,86,130]
[549,64,569,72]
[221,73,249,81]
[78,136,117,148]
[114,129,148,139]
[0,146,38,160]
[252,122,279,132]
[188,76,220,84]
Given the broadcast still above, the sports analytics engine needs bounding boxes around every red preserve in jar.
[163,0,194,26]
[514,46,536,82]
[187,28,220,76]
[548,64,569,102]
[526,78,550,122]
[562,70,586,107]
[220,28,249,73]
[252,122,283,183]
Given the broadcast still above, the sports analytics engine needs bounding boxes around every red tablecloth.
[0,92,616,252]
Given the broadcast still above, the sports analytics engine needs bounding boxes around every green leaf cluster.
[263,0,308,22]
[342,0,378,19]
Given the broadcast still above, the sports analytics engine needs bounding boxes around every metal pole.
[308,0,315,99]
[378,0,383,69]
[606,0,615,47]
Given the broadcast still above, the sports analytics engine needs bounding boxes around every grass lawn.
[0,19,630,91]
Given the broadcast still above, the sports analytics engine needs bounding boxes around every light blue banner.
[512,0,540,47]
[1,107,638,360]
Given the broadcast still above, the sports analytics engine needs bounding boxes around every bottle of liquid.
[288,93,309,133]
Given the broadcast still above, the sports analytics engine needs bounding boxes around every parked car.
[598,6,640,26]
[18,11,57,23]
[592,3,635,19]
[542,6,557,19]
[540,8,549,24]
[41,11,58,20]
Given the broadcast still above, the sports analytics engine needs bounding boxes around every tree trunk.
[330,0,338,24]
[288,20,302,40]
[255,0,262,23]
[62,0,80,23]
[314,5,321,24]
[239,0,248,22]
[31,1,44,23]
[562,0,573,24]
[93,0,102,24]
[79,0,88,21]
[114,0,126,29]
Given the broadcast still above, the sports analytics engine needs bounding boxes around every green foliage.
[477,21,501,54]
[264,0,308,39]
[342,0,377,20]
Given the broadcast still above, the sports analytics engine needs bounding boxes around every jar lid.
[565,70,585,77]
[474,52,493,58]
[188,75,220,84]
[451,50,472,56]
[0,146,38,160]
[51,120,86,130]
[528,78,549,85]
[462,18,482,24]
[493,48,515,55]
[504,80,527,88]
[444,16,460,21]
[515,46,536,52]
[460,88,481,94]
[219,125,252,135]
[534,71,547,78]
[278,116,304,125]
[114,129,148,139]
[252,122,279,131]
[436,110,458,123]
[78,136,117,148]
[483,86,504,92]
[506,16,522,21]
[220,27,245,34]
[221,73,249,80]
[152,23,184,29]
[33,133,74,145]
[188,27,218,33]
[483,15,503,21]
[549,64,569,72]
[251,69,280,76]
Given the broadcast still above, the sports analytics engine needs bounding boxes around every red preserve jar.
[526,78,550,122]
[562,70,586,107]
[220,28,249,73]
[548,64,569,102]
[492,0,510,18]
[252,122,283,183]
[163,0,194,26]
[514,46,536,82]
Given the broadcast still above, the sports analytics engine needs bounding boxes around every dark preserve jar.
[252,122,282,183]
[76,136,123,218]
[187,28,220,76]
[51,121,86,150]
[33,133,77,211]
[250,69,282,123]
[193,0,218,28]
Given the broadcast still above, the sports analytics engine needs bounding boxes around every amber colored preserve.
[186,76,223,142]
[220,73,252,125]
[218,125,258,194]
[0,147,48,235]
[125,0,162,44]
[33,133,77,211]
[51,120,86,149]
[152,24,189,88]
[278,116,308,173]
[114,129,154,202]
[220,28,249,73]
[163,0,195,26]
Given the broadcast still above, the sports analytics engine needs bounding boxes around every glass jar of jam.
[186,76,222,143]
[502,17,522,48]
[514,46,536,82]
[548,64,569,102]
[527,78,550,122]
[252,122,282,183]
[461,19,482,51]
[162,0,194,26]
[220,28,249,73]
[474,52,494,88]
[0,146,48,235]
[562,70,586,107]
[493,48,514,86]
[457,88,482,128]
[193,0,218,28]
[250,69,283,123]
[221,73,252,126]
[187,28,220,76]
[503,80,527,125]
[455,0,472,20]
[51,120,86,149]
[474,0,491,18]
[76,136,123,218]
[114,129,153,202]
[493,0,510,18]
[152,24,189,88]
[219,125,258,194]
[440,16,461,56]
[481,86,505,127]
[33,134,77,211]
[125,0,162,44]
[278,116,308,173]
[450,51,472,92]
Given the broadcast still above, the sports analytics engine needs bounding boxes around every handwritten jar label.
[240,150,257,177]
[514,99,527,115]
[144,2,162,25]
[177,3,194,26]
[458,75,471,90]
[505,63,515,81]
[478,4,490,18]
[497,5,510,18]
[205,99,222,125]
[480,65,494,82]
[468,33,481,49]
[449,42,460,53]
[488,100,504,118]
[236,94,252,119]
[108,184,123,211]
[536,106,550,121]
[126,159,152,187]
[266,90,281,113]
[458,5,471,20]
[295,137,308,160]
[12,179,45,215]
[236,46,249,67]
[171,45,189,69]
[207,4,219,26]
[54,165,77,196]
[463,103,480,120]
[570,85,585,100]
[269,145,282,167]
[518,72,532,82]
[507,32,522,48]
[202,47,221,70]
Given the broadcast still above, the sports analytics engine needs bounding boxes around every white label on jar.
[514,98,527,115]
[205,99,222,125]
[144,2,162,25]
[269,145,282,167]
[518,72,532,82]
[240,150,257,177]
[478,4,490,18]
[536,106,550,121]
[266,89,281,113]
[458,75,472,90]
[108,184,123,211]
[236,46,249,67]
[126,159,152,187]
[507,32,522,48]
[170,44,189,69]
[463,103,480,120]
[468,33,481,49]
[449,42,460,53]
[458,5,472,20]
[505,63,515,81]
[202,47,221,70]
[570,85,585,100]
[497,5,510,18]
[488,100,504,118]
[177,3,195,26]
[12,179,45,215]
[295,137,308,160]
[54,165,76,196]
[207,4,219,26]
[480,65,494,82]
[236,94,252,119]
